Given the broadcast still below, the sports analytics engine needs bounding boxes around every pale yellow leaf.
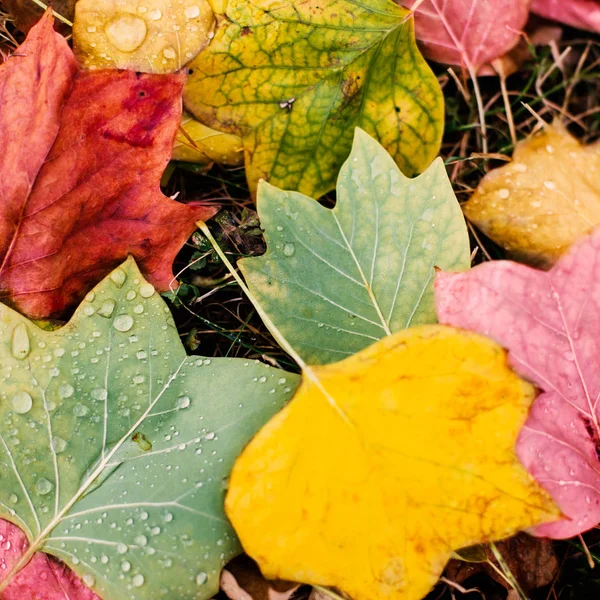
[73,0,215,73]
[464,122,600,267]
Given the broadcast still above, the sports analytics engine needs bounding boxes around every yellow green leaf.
[184,0,443,197]
[225,325,559,600]
[173,112,244,165]
[463,122,600,267]
[73,0,216,72]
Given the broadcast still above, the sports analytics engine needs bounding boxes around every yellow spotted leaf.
[73,0,215,72]
[464,122,600,267]
[173,112,244,165]
[184,0,443,197]
[226,326,559,600]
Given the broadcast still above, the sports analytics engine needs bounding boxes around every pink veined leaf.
[402,0,531,73]
[0,520,100,599]
[531,0,600,33]
[435,229,600,538]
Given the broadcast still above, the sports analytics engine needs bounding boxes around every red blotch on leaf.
[435,229,600,538]
[0,12,217,319]
[0,520,100,599]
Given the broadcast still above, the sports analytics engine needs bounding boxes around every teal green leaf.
[239,129,470,365]
[0,257,299,599]
[183,0,444,198]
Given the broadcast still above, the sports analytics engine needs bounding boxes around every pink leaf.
[435,229,600,538]
[402,0,531,72]
[531,0,600,34]
[0,519,100,599]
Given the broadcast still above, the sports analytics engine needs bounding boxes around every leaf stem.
[29,0,73,26]
[197,221,355,426]
[488,542,529,600]
[197,221,309,370]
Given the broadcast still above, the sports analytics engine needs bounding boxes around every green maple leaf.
[0,257,299,599]
[238,129,470,365]
[183,0,444,197]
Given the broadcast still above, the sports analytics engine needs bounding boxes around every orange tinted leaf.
[0,13,217,319]
[463,123,600,267]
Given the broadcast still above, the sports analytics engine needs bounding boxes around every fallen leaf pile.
[0,2,599,600]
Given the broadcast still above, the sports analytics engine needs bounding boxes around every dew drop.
[97,300,116,318]
[58,383,74,399]
[163,47,176,59]
[126,290,137,301]
[134,535,147,547]
[148,8,162,19]
[52,436,67,453]
[83,573,95,587]
[177,396,190,409]
[12,391,33,414]
[9,494,18,504]
[121,560,131,572]
[497,188,510,199]
[35,477,53,495]
[91,387,108,401]
[114,315,134,332]
[282,242,295,257]
[105,14,148,52]
[132,574,145,587]
[139,283,155,298]
[196,572,208,585]
[162,512,173,523]
[116,543,128,554]
[133,304,144,315]
[73,403,89,417]
[11,323,30,360]
[110,268,127,288]
[185,5,201,18]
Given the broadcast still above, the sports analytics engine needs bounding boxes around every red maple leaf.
[0,12,217,319]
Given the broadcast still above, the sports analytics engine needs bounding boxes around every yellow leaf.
[73,0,215,72]
[463,122,600,267]
[226,326,559,600]
[173,112,244,165]
[183,0,443,198]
